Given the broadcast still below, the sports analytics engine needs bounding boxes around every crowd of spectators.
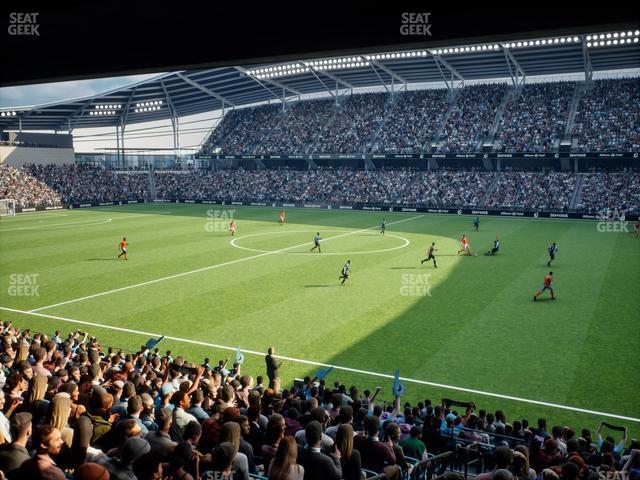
[496,82,574,152]
[0,165,62,208]
[575,172,640,214]
[485,171,577,212]
[255,100,335,155]
[371,90,449,154]
[572,79,640,152]
[154,169,493,207]
[198,78,639,156]
[311,93,389,154]
[23,164,149,205]
[438,84,507,153]
[202,104,282,155]
[1,322,638,480]
[5,164,640,214]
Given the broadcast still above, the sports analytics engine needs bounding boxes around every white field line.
[0,305,637,423]
[28,215,422,313]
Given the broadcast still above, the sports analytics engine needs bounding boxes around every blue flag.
[315,366,334,380]
[145,335,165,350]
[392,369,405,397]
[235,346,245,365]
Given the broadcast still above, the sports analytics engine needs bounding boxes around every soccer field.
[1,203,638,435]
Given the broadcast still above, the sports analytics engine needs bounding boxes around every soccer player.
[339,260,351,285]
[633,222,640,238]
[117,237,128,261]
[546,242,558,266]
[534,272,556,301]
[380,218,386,235]
[457,234,471,256]
[473,216,480,231]
[229,220,236,237]
[486,236,500,256]
[310,232,321,253]
[279,210,286,226]
[421,242,438,268]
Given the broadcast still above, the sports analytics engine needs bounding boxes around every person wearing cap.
[0,412,32,477]
[95,436,151,480]
[74,462,111,480]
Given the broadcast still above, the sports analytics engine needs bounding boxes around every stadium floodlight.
[635,38,639,43]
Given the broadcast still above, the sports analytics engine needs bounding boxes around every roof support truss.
[581,35,593,82]
[502,48,527,88]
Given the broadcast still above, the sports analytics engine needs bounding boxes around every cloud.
[0,73,163,108]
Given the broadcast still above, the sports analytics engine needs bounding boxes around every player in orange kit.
[533,272,556,301]
[229,220,236,236]
[117,237,128,261]
[279,210,285,226]
[457,234,471,256]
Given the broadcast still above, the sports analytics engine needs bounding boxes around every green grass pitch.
[1,203,638,435]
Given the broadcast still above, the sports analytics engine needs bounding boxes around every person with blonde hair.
[45,394,74,448]
[269,435,304,480]
[20,374,49,424]
[219,421,250,480]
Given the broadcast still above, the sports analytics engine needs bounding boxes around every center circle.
[230,229,410,255]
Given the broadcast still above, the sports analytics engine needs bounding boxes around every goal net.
[0,199,16,217]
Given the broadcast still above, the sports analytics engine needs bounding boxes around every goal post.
[0,199,16,217]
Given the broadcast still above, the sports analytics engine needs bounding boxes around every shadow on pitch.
[87,258,119,261]
[303,284,335,288]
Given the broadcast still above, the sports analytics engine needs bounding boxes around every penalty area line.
[0,306,638,424]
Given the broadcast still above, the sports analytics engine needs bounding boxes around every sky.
[0,74,161,108]
[0,74,220,153]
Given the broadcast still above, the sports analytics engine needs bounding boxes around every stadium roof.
[1,29,639,132]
